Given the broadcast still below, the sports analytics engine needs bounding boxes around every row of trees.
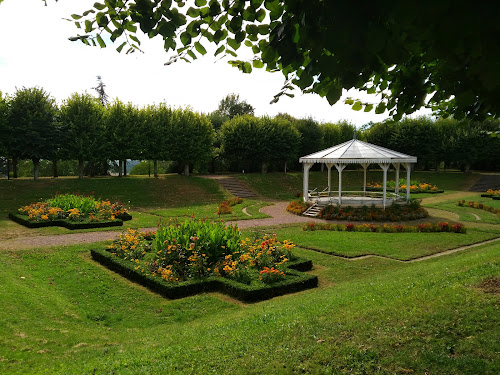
[0,87,214,179]
[1,87,498,179]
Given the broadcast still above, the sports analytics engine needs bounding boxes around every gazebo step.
[303,204,322,217]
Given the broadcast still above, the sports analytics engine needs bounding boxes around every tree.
[0,92,8,157]
[72,1,500,120]
[92,75,110,107]
[59,92,105,179]
[260,116,300,173]
[166,108,215,176]
[6,87,58,180]
[104,99,140,176]
[212,93,254,122]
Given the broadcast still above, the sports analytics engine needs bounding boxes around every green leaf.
[84,20,94,33]
[352,101,363,111]
[375,102,386,114]
[257,25,269,35]
[93,2,106,10]
[116,41,126,53]
[255,8,266,22]
[242,62,252,73]
[235,30,246,43]
[180,32,192,46]
[195,0,207,6]
[344,98,354,105]
[187,7,200,17]
[187,50,197,60]
[252,60,264,68]
[130,35,141,45]
[194,41,207,55]
[214,45,225,56]
[71,14,82,20]
[227,38,241,51]
[364,104,374,112]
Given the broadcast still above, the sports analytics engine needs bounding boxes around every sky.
[0,0,430,127]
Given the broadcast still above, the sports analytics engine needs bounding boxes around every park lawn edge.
[90,248,318,303]
[9,212,132,230]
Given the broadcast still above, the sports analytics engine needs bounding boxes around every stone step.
[217,178,258,198]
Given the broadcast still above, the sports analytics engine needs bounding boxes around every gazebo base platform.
[309,195,407,208]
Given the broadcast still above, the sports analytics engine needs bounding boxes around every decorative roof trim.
[299,158,418,164]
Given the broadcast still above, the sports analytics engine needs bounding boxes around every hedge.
[9,212,126,229]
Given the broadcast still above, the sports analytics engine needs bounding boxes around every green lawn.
[424,193,500,224]
[0,241,498,374]
[148,199,271,221]
[1,172,499,374]
[266,226,500,260]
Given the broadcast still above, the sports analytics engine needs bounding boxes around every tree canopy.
[68,0,500,121]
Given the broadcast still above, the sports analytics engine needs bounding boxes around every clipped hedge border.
[91,248,318,303]
[9,212,125,230]
[365,187,444,194]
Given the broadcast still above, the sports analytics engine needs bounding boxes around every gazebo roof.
[299,139,417,164]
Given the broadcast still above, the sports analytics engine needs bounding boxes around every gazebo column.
[334,163,346,205]
[378,163,390,209]
[393,162,400,197]
[402,162,412,202]
[303,163,313,202]
[326,163,333,193]
[361,163,370,196]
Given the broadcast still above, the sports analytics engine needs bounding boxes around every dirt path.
[0,202,323,251]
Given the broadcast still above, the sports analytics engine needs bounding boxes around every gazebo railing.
[308,189,406,206]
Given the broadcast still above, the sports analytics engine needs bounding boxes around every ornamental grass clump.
[107,219,297,285]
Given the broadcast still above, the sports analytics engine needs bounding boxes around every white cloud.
[0,0,431,126]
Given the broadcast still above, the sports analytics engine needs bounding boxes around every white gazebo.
[299,139,417,208]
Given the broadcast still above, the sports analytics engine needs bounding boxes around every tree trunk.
[184,163,190,176]
[284,161,288,174]
[52,159,58,178]
[78,159,84,179]
[435,162,441,173]
[464,162,471,173]
[12,158,18,178]
[118,160,123,177]
[154,160,158,178]
[261,161,268,174]
[123,159,127,176]
[33,159,40,180]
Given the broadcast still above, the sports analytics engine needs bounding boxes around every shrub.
[217,201,233,215]
[302,222,466,234]
[286,200,311,215]
[319,201,427,222]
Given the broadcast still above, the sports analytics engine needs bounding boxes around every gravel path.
[0,202,322,251]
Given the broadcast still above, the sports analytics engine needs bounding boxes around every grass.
[424,193,500,224]
[147,199,271,221]
[1,171,499,374]
[0,241,498,374]
[237,170,480,200]
[266,226,500,260]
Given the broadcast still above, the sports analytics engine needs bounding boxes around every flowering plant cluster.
[303,221,466,233]
[286,200,311,215]
[259,267,286,283]
[367,179,439,192]
[107,219,296,285]
[457,200,500,216]
[319,202,428,221]
[18,193,128,222]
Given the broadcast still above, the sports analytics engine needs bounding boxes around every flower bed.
[92,221,317,302]
[11,193,131,229]
[457,200,500,216]
[303,221,466,233]
[286,200,311,215]
[366,179,442,193]
[481,189,500,199]
[319,201,428,221]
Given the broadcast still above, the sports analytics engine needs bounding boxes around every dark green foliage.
[71,1,500,120]
[5,87,58,179]
[59,92,106,178]
[91,247,317,302]
[9,212,124,229]
[212,93,254,120]
[0,92,8,156]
